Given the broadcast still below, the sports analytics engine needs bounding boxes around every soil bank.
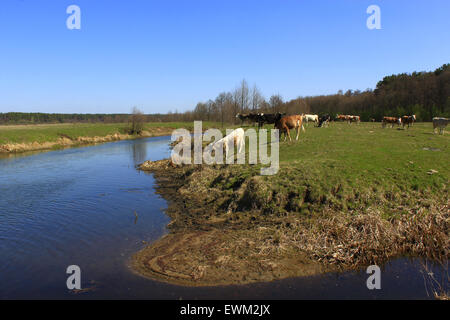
[132,159,449,287]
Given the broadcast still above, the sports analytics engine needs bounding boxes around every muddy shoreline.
[132,160,330,286]
[132,159,449,287]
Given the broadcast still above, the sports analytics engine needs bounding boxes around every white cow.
[303,114,319,126]
[212,128,245,155]
[433,117,449,135]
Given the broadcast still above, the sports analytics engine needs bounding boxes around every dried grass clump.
[289,204,449,268]
[139,159,179,170]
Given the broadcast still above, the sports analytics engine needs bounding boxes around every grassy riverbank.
[0,121,221,153]
[133,122,449,287]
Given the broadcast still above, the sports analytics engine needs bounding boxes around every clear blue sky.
[1,0,449,114]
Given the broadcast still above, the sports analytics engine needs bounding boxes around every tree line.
[300,63,450,121]
[0,112,171,125]
[183,63,449,123]
[1,64,448,125]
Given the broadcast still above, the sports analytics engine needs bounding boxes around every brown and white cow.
[336,114,360,124]
[382,116,401,128]
[336,114,348,122]
[401,115,416,128]
[348,115,360,124]
[274,115,305,141]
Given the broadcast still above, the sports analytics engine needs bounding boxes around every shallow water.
[0,136,446,299]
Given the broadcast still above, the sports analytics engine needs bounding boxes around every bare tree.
[223,92,235,124]
[269,94,284,112]
[129,106,145,134]
[240,79,250,112]
[232,89,241,123]
[206,99,217,121]
[284,96,309,114]
[194,102,208,120]
[250,84,264,111]
[234,79,250,113]
[215,92,227,127]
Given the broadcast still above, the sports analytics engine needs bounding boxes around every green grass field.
[276,122,448,213]
[0,121,222,145]
[226,121,449,217]
[167,120,448,220]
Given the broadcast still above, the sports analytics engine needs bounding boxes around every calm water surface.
[0,136,446,299]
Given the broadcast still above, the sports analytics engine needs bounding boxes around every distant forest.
[1,64,449,125]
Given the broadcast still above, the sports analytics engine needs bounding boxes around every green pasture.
[222,121,448,217]
[0,121,222,145]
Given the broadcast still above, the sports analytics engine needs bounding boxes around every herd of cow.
[236,112,333,130]
[380,114,450,134]
[235,112,450,141]
[381,115,416,128]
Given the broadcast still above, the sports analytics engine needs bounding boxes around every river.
[0,136,446,299]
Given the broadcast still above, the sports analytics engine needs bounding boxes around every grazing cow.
[336,114,348,122]
[318,114,331,127]
[433,117,449,135]
[382,116,401,128]
[335,114,360,124]
[247,113,261,126]
[235,113,249,124]
[303,114,319,126]
[256,112,285,128]
[335,114,359,124]
[274,115,305,141]
[348,115,360,124]
[370,118,376,122]
[236,113,263,126]
[212,128,245,155]
[401,115,416,129]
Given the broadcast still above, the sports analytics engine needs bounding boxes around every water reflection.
[130,140,148,165]
[0,136,171,299]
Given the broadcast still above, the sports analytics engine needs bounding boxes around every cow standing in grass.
[348,115,360,124]
[401,115,416,129]
[318,114,331,127]
[247,113,261,127]
[433,117,449,135]
[335,114,359,124]
[236,113,249,125]
[382,116,401,128]
[274,115,305,141]
[303,114,319,126]
[236,113,262,127]
[256,112,285,128]
[211,128,245,158]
